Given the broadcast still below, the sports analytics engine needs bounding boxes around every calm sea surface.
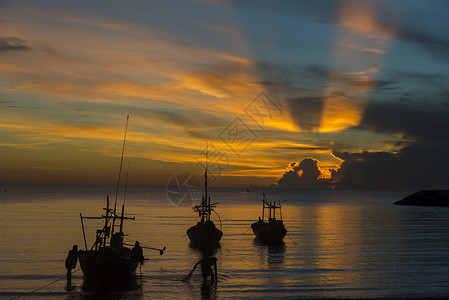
[1,186,449,299]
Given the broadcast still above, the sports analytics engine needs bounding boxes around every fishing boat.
[251,192,287,244]
[187,170,222,247]
[73,116,164,280]
[78,196,142,279]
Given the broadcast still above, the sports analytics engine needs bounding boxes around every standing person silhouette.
[65,245,78,279]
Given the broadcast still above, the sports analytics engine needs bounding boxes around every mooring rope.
[9,268,81,300]
[144,274,182,282]
[212,209,223,231]
[220,242,252,267]
[240,227,252,235]
[286,233,299,245]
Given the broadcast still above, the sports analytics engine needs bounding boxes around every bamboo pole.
[111,115,129,237]
[80,213,88,250]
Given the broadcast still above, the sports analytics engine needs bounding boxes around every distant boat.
[75,116,147,279]
[187,170,222,247]
[251,192,287,244]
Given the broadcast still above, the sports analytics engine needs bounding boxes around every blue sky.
[1,0,449,188]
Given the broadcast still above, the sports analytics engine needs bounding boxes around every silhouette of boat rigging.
[77,196,141,278]
[187,169,223,248]
[75,116,164,280]
[251,192,287,244]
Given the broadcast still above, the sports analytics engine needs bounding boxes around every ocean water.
[1,186,449,299]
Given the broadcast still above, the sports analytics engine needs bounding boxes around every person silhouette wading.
[131,241,144,264]
[195,256,218,283]
[65,245,78,279]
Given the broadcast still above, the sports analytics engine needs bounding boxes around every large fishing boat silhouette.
[187,169,223,248]
[251,192,287,244]
[73,116,165,280]
[77,197,142,279]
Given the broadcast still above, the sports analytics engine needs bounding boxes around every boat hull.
[78,250,139,279]
[187,222,222,247]
[251,220,287,244]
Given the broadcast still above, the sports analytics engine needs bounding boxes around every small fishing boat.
[251,192,287,244]
[187,170,222,247]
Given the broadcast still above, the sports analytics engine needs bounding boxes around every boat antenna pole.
[200,143,208,223]
[103,196,110,247]
[262,192,265,221]
[206,143,209,222]
[119,160,131,234]
[279,201,283,220]
[111,115,129,237]
[123,160,130,207]
[80,213,88,250]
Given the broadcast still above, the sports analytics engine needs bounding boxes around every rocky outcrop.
[394,190,449,206]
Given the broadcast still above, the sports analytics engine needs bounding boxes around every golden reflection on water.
[315,205,364,286]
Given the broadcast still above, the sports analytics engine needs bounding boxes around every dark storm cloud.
[332,141,449,189]
[0,37,31,52]
[279,140,449,190]
[328,98,449,189]
[278,158,332,189]
[279,97,449,190]
[359,99,449,142]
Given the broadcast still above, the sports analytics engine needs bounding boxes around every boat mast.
[104,197,110,247]
[80,213,88,250]
[204,169,208,222]
[279,202,283,220]
[111,115,129,238]
[194,143,218,224]
[262,192,266,221]
[119,161,130,234]
[204,143,209,222]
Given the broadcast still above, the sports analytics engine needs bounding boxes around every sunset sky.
[1,0,449,189]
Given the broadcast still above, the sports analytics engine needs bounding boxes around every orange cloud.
[337,0,397,40]
[362,48,387,55]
